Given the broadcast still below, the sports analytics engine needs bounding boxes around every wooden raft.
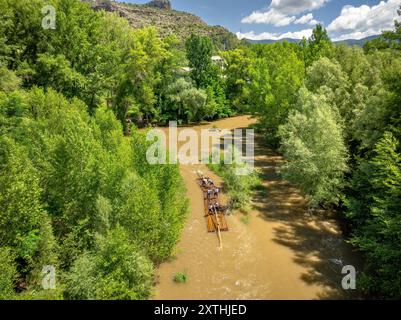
[199,182,229,233]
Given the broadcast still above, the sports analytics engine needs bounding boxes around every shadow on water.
[251,134,362,300]
[202,124,362,299]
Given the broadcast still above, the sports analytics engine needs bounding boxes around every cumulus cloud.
[238,0,400,42]
[236,29,313,41]
[242,9,296,26]
[328,0,399,40]
[242,0,328,26]
[294,13,319,25]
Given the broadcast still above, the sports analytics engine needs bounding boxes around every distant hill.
[245,35,380,47]
[246,38,300,45]
[334,35,380,46]
[85,0,240,50]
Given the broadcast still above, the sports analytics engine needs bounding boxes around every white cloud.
[242,0,328,26]
[239,0,400,42]
[236,29,313,41]
[236,31,275,41]
[328,0,399,40]
[242,9,296,26]
[280,28,314,39]
[332,31,381,41]
[267,0,328,15]
[294,13,319,25]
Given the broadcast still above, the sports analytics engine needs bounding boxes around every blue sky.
[119,0,400,40]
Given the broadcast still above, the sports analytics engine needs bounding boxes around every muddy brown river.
[153,116,360,300]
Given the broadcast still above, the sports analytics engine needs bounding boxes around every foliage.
[185,34,230,119]
[301,24,333,67]
[278,88,348,207]
[0,87,187,298]
[65,227,154,300]
[0,136,58,278]
[116,27,169,125]
[0,66,20,93]
[185,34,216,89]
[208,147,261,212]
[173,272,187,283]
[0,247,17,300]
[249,42,305,145]
[346,133,401,297]
[221,48,255,112]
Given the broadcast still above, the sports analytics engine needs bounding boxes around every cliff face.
[147,0,172,10]
[87,0,239,50]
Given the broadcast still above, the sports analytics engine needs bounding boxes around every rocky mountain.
[86,0,239,50]
[147,0,172,10]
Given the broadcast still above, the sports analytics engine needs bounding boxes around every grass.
[173,272,188,283]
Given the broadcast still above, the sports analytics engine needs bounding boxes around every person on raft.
[209,204,214,215]
[213,188,220,199]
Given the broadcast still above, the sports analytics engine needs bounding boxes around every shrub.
[173,272,187,283]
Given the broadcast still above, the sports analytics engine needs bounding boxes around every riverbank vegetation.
[0,0,188,300]
[1,0,401,299]
[208,148,261,212]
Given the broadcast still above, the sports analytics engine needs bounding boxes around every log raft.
[198,180,229,233]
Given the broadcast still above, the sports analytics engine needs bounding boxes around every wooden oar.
[213,207,223,250]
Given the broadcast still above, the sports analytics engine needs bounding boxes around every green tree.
[185,34,216,89]
[302,24,333,67]
[0,0,193,300]
[65,227,154,300]
[222,48,255,112]
[181,87,208,123]
[0,136,57,277]
[154,35,186,121]
[165,77,193,120]
[165,78,209,123]
[347,132,401,297]
[0,247,17,300]
[250,43,304,145]
[34,54,85,98]
[64,252,97,300]
[278,88,348,207]
[115,27,168,126]
[0,0,50,68]
[0,66,20,93]
[305,57,352,129]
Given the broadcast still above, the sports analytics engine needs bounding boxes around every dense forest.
[0,0,401,299]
